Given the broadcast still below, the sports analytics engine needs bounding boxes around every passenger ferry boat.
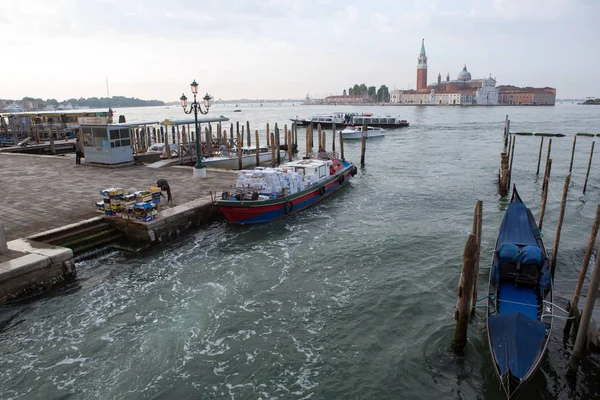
[216,156,357,224]
[291,113,409,128]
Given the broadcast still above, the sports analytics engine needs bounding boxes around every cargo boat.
[215,156,357,224]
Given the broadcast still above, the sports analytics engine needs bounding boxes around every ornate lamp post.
[180,80,211,178]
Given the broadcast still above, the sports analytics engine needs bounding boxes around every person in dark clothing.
[157,179,173,205]
[75,137,84,165]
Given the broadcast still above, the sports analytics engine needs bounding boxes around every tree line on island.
[345,84,390,102]
[19,96,165,109]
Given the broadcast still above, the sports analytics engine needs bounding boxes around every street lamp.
[180,79,211,178]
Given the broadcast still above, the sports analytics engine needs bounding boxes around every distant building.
[389,39,555,105]
[324,95,373,104]
[497,86,556,105]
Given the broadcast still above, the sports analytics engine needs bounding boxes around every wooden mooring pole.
[339,130,345,162]
[453,233,478,352]
[499,152,510,197]
[536,137,544,175]
[266,123,270,147]
[565,204,600,336]
[569,242,600,373]
[331,123,336,152]
[255,130,260,167]
[569,135,577,173]
[542,139,553,193]
[508,136,516,188]
[287,130,293,162]
[294,122,298,148]
[275,123,281,166]
[550,173,571,277]
[470,200,483,317]
[583,141,595,195]
[538,159,551,231]
[503,115,509,148]
[360,124,367,166]
[507,135,513,164]
[237,130,242,170]
[270,133,276,167]
[317,124,322,150]
[246,121,251,147]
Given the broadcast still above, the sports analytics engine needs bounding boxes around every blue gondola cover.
[496,202,540,249]
[488,312,547,379]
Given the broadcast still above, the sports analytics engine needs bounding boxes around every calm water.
[1,103,600,399]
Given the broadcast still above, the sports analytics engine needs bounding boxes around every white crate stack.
[236,168,307,196]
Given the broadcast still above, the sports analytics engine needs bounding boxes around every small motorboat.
[487,185,553,398]
[340,126,386,139]
[202,146,286,169]
[215,156,357,224]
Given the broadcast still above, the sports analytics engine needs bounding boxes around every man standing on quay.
[75,137,84,165]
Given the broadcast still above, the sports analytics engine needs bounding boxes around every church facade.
[390,40,555,105]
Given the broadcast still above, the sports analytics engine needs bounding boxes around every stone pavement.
[0,153,237,240]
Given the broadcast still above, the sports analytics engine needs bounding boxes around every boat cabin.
[80,118,158,167]
[352,116,400,125]
[279,158,334,181]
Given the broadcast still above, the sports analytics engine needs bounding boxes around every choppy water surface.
[2,103,600,399]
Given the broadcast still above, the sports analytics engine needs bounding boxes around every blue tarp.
[496,202,540,249]
[488,312,547,379]
[498,243,543,265]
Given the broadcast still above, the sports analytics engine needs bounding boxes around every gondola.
[487,185,553,398]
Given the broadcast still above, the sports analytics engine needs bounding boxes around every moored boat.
[203,146,287,169]
[215,156,357,224]
[291,112,409,128]
[487,186,553,398]
[340,126,385,139]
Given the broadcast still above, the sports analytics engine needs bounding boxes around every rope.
[542,300,572,315]
[497,298,538,307]
[475,294,496,303]
[541,313,575,320]
[472,305,498,314]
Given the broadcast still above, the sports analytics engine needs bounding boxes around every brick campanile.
[416,38,428,93]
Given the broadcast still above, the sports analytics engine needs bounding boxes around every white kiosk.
[79,117,158,167]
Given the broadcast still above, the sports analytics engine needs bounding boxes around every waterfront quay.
[1,153,236,241]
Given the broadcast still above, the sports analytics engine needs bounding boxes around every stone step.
[27,217,106,244]
[61,228,119,252]
[70,233,124,256]
[44,223,114,247]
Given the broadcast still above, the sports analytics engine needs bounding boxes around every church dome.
[457,65,471,81]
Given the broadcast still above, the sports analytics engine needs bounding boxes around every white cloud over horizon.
[1,0,598,101]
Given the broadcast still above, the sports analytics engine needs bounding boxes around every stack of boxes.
[97,186,162,222]
[235,168,306,198]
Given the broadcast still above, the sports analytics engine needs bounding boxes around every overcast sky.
[1,0,598,101]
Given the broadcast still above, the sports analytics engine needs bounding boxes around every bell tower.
[416,38,428,93]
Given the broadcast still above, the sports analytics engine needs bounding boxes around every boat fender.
[351,166,357,177]
[338,174,345,185]
[319,186,326,196]
[284,199,293,215]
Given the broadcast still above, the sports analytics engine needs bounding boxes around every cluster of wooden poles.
[455,114,600,375]
[130,120,372,168]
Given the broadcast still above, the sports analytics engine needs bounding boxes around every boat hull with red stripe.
[216,162,356,224]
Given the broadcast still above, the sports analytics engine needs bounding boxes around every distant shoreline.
[302,103,556,107]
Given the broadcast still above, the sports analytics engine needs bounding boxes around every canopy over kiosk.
[79,117,158,167]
